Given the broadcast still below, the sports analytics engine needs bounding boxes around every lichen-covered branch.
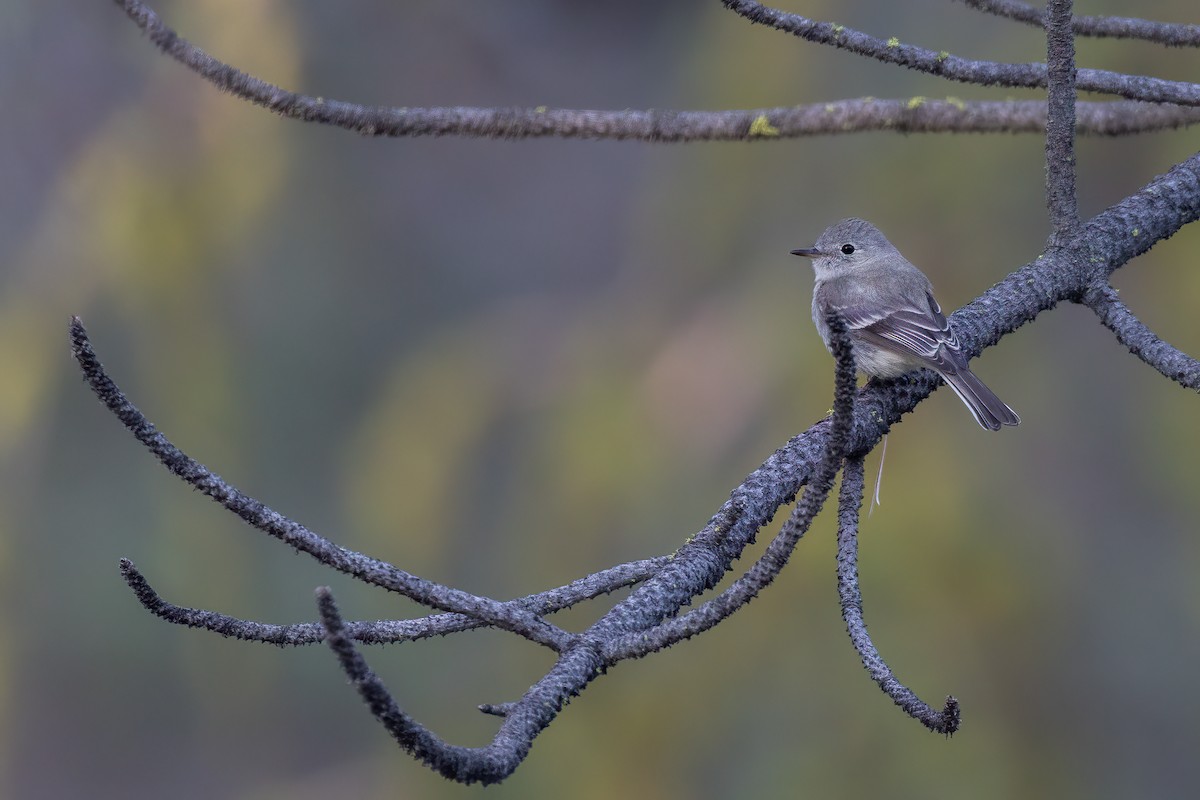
[111,0,1200,140]
[721,0,1200,105]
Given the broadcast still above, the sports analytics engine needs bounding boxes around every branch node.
[478,702,516,718]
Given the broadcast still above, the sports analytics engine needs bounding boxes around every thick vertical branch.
[1045,0,1080,236]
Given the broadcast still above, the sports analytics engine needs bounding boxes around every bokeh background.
[4,1,1200,797]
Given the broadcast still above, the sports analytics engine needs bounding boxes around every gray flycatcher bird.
[792,217,1019,431]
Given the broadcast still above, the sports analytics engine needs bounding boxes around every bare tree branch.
[721,0,1200,105]
[835,456,960,735]
[110,0,1200,139]
[959,0,1200,47]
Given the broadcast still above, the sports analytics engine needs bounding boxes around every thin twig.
[721,0,1200,106]
[120,556,667,645]
[958,0,1200,48]
[71,318,570,652]
[1081,283,1200,390]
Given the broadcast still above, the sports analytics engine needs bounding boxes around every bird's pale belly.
[847,335,921,378]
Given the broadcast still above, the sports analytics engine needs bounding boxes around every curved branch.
[110,0,1200,139]
[1082,283,1200,390]
[317,587,606,785]
[959,0,1200,48]
[71,318,569,652]
[119,555,667,646]
[601,312,857,662]
[721,0,1200,106]
[835,456,960,735]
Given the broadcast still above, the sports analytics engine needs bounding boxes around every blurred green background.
[4,1,1200,797]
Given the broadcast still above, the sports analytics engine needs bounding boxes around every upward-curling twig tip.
[941,696,962,736]
[69,315,87,353]
[835,455,962,735]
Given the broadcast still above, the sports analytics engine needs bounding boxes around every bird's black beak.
[790,247,820,258]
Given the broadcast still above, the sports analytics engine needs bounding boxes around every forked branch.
[119,556,669,647]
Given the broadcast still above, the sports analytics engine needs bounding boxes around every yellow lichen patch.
[906,96,927,110]
[748,114,780,138]
[887,36,900,48]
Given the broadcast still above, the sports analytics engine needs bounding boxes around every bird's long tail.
[938,368,1020,431]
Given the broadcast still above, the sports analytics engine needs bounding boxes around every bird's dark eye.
[840,243,856,255]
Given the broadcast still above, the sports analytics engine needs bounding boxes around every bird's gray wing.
[841,292,968,373]
[838,293,1017,429]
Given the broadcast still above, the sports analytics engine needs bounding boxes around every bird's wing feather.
[839,292,968,373]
